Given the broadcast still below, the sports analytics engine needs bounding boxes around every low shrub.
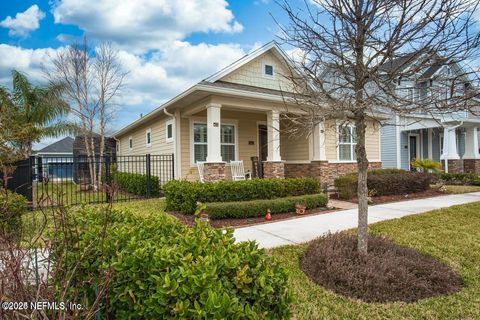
[410,159,442,173]
[368,172,432,195]
[52,207,292,319]
[164,177,321,214]
[439,172,480,186]
[334,171,432,199]
[301,233,462,303]
[112,171,160,196]
[206,194,328,219]
[368,168,406,175]
[0,188,27,236]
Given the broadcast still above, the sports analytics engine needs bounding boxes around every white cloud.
[0,5,45,37]
[52,0,243,52]
[0,44,60,85]
[0,41,245,109]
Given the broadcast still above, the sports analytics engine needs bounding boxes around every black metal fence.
[3,154,174,208]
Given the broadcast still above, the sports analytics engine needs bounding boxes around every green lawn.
[272,202,480,319]
[33,181,107,207]
[442,185,480,194]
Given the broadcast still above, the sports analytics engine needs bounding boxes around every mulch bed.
[169,207,337,228]
[301,233,463,303]
[330,188,445,205]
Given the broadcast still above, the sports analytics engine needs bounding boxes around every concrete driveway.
[233,192,480,248]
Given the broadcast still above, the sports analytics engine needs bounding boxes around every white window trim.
[166,119,174,143]
[145,128,152,148]
[439,132,444,156]
[189,117,239,166]
[337,124,357,162]
[262,61,275,79]
[128,136,133,151]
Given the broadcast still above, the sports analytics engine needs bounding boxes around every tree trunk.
[355,113,369,254]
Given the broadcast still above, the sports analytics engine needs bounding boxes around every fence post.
[146,154,151,198]
[105,155,111,203]
[171,153,175,180]
[36,156,43,182]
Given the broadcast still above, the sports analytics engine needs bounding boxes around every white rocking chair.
[231,160,251,181]
[197,161,206,183]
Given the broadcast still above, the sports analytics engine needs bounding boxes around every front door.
[409,135,419,169]
[258,125,268,162]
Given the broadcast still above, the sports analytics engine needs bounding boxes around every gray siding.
[432,128,441,161]
[422,129,429,159]
[380,125,398,168]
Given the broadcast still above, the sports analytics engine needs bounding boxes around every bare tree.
[277,0,480,253]
[47,39,126,191]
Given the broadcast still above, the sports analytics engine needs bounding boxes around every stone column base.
[463,159,480,173]
[310,161,383,186]
[441,159,462,173]
[203,162,226,182]
[263,161,285,179]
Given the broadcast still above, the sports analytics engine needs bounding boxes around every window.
[128,136,133,150]
[192,122,237,163]
[338,125,357,161]
[166,120,173,143]
[146,129,152,147]
[193,123,207,163]
[221,124,235,162]
[264,63,274,77]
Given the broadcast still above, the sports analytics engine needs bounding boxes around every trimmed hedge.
[0,188,27,236]
[112,171,160,196]
[206,194,328,219]
[334,170,433,200]
[53,207,292,319]
[164,177,321,214]
[439,172,480,186]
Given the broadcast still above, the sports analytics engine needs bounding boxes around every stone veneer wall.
[263,161,285,179]
[462,159,480,174]
[284,161,382,185]
[441,160,463,173]
[203,162,226,182]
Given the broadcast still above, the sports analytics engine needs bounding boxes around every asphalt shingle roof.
[37,137,74,153]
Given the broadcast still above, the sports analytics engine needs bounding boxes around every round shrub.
[301,233,462,303]
[0,188,28,236]
[52,207,292,319]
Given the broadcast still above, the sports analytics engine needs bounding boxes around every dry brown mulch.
[301,233,463,303]
[169,207,336,228]
[331,188,444,205]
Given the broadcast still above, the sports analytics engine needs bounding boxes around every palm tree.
[0,70,73,158]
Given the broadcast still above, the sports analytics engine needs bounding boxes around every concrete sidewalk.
[233,192,480,248]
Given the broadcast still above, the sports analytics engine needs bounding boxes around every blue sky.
[0,0,295,148]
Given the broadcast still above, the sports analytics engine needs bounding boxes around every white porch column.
[440,127,460,160]
[312,121,327,161]
[266,110,281,161]
[463,127,480,159]
[206,104,222,163]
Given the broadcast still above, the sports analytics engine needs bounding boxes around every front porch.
[400,120,480,173]
[180,98,381,184]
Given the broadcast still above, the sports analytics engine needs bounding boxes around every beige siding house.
[114,41,382,184]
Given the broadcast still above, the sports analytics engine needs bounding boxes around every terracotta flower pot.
[295,204,306,215]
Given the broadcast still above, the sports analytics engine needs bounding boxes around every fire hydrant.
[265,208,271,221]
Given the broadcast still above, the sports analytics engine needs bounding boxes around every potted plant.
[295,202,306,215]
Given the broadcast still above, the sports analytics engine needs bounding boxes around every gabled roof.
[204,41,296,83]
[37,137,74,154]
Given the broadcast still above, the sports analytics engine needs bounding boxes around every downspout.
[443,121,463,173]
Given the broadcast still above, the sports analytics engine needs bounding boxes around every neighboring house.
[114,41,382,184]
[34,137,74,180]
[380,55,480,173]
